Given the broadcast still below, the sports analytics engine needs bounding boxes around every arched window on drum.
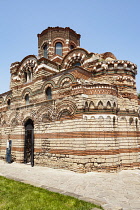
[55,42,62,56]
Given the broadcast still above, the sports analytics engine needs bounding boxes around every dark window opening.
[43,44,48,58]
[136,118,138,129]
[24,72,27,82]
[46,87,52,100]
[7,99,11,108]
[113,116,115,127]
[25,94,29,105]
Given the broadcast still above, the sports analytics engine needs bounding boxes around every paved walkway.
[0,160,140,210]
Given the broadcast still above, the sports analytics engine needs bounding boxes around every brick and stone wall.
[0,26,140,172]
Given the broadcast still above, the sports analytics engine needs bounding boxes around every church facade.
[0,26,140,172]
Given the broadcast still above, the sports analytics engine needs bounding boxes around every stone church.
[0,26,140,172]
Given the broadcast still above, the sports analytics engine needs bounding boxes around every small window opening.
[25,94,29,105]
[43,44,48,58]
[113,116,115,127]
[46,87,52,100]
[24,72,27,82]
[7,99,11,108]
[55,42,62,56]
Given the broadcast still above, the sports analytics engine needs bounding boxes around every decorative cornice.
[91,60,137,74]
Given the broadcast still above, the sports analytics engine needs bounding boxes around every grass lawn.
[0,176,103,210]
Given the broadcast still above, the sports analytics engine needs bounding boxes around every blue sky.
[0,0,140,93]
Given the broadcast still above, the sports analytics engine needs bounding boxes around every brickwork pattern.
[0,26,140,173]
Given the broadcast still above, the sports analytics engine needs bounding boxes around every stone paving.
[0,160,140,210]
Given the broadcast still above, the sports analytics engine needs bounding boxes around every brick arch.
[52,38,65,47]
[20,55,37,66]
[56,100,77,120]
[19,56,38,74]
[57,74,76,88]
[36,106,54,122]
[41,41,49,49]
[22,87,33,99]
[5,93,13,104]
[22,116,34,126]
[41,80,56,93]
[9,112,18,124]
[61,48,89,69]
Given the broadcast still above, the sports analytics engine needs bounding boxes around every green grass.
[0,176,103,210]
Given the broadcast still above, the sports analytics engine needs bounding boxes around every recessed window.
[46,87,52,100]
[55,42,62,56]
[43,44,48,58]
[25,94,29,105]
[73,62,81,67]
